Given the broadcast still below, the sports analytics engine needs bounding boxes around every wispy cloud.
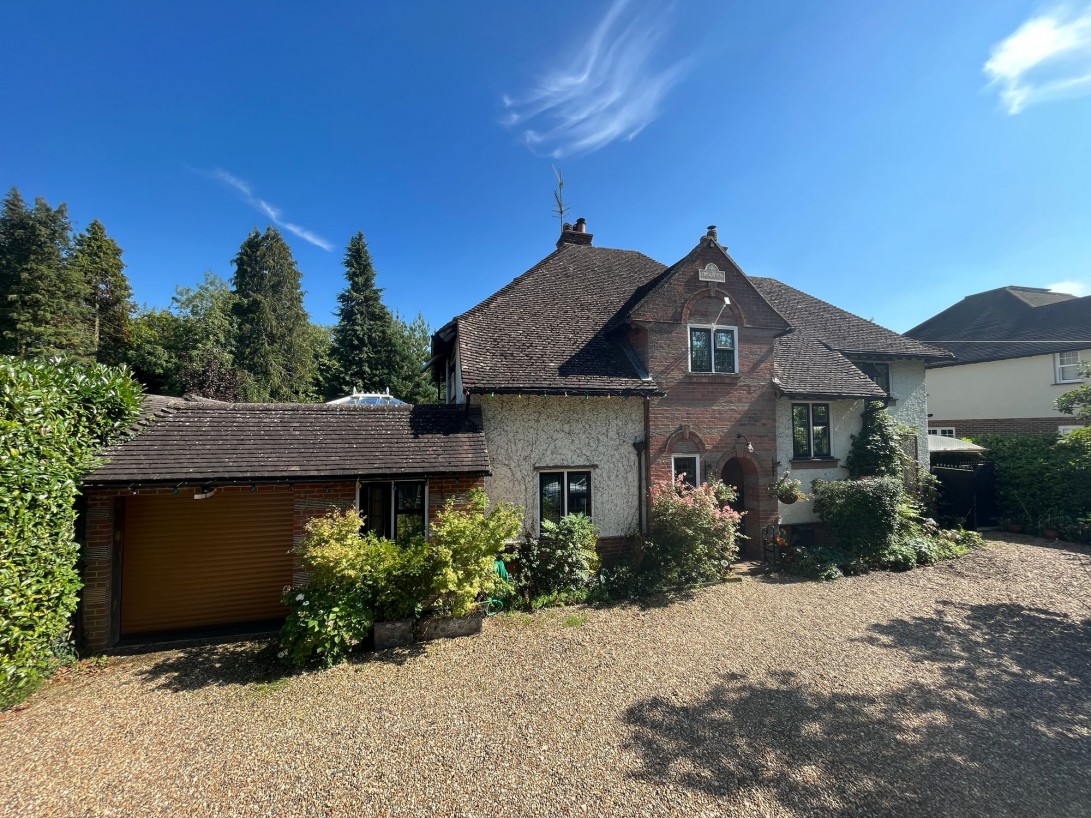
[984,3,1091,113]
[205,168,333,251]
[1048,278,1089,296]
[500,0,690,158]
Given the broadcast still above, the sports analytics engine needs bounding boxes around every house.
[429,221,948,554]
[78,397,490,651]
[905,286,1091,437]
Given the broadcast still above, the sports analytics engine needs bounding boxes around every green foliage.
[812,476,902,570]
[1055,361,1091,422]
[0,356,142,707]
[231,227,316,402]
[846,401,902,478]
[515,513,600,603]
[389,312,438,404]
[70,219,132,365]
[279,508,448,667]
[640,476,742,589]
[428,488,522,617]
[792,544,847,581]
[970,433,1091,524]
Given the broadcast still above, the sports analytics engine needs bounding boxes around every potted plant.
[1006,514,1027,534]
[771,472,809,505]
[1037,513,1070,541]
[373,536,446,650]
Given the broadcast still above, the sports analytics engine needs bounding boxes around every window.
[358,480,426,544]
[1056,351,1083,383]
[855,362,890,394]
[672,454,700,487]
[538,471,592,532]
[792,403,831,458]
[689,324,737,374]
[928,427,956,438]
[1059,425,1083,436]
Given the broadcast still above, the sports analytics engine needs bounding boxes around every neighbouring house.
[905,286,1091,437]
[429,221,949,555]
[78,397,489,650]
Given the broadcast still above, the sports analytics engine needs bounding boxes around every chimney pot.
[706,225,718,241]
[574,217,587,233]
[562,222,572,232]
[556,217,594,248]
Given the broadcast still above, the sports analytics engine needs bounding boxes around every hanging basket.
[778,493,799,505]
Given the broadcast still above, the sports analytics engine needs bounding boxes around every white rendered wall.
[774,360,929,524]
[474,395,645,538]
[925,351,1091,420]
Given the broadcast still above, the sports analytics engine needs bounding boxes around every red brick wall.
[929,418,1085,437]
[79,476,485,652]
[631,240,788,554]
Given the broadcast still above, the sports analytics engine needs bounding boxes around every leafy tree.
[121,307,184,394]
[231,227,316,402]
[327,232,400,399]
[1056,361,1091,423]
[70,219,132,364]
[0,188,90,356]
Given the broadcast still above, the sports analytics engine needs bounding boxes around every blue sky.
[2,0,1089,333]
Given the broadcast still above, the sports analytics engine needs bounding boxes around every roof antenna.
[552,165,570,229]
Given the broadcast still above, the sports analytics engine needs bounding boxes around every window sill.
[789,457,841,470]
[686,371,740,377]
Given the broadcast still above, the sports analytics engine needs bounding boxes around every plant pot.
[418,609,485,641]
[778,494,798,505]
[1007,522,1024,533]
[1043,528,1061,541]
[374,618,415,649]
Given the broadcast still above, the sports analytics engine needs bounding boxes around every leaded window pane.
[539,472,564,529]
[673,456,698,487]
[792,404,811,458]
[690,328,712,372]
[567,471,592,517]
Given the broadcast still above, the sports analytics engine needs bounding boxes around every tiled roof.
[749,278,951,360]
[906,286,1091,367]
[772,330,888,400]
[85,400,490,485]
[456,244,668,394]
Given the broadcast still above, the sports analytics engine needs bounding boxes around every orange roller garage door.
[120,491,294,635]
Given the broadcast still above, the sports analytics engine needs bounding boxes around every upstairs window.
[689,325,738,374]
[539,471,592,533]
[792,403,831,459]
[856,362,891,394]
[1056,351,1083,383]
[928,427,956,438]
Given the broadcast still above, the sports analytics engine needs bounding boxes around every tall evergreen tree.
[230,227,316,402]
[389,312,438,404]
[70,219,132,364]
[0,188,89,356]
[327,232,400,398]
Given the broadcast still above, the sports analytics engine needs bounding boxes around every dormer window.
[856,362,891,394]
[689,324,738,374]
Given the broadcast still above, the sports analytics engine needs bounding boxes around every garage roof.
[84,397,491,485]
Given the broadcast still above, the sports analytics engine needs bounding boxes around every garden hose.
[486,559,510,616]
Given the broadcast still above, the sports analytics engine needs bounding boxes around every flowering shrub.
[641,475,742,589]
[428,488,521,617]
[515,513,600,605]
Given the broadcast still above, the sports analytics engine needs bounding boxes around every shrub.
[515,513,600,603]
[428,488,522,617]
[881,541,918,572]
[846,402,902,478]
[812,476,902,570]
[792,544,846,581]
[0,357,142,708]
[641,476,742,589]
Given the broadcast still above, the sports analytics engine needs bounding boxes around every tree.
[0,188,90,356]
[231,227,316,402]
[1056,361,1091,423]
[389,312,438,404]
[327,232,400,399]
[70,219,132,364]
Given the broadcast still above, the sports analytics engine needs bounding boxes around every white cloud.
[206,168,333,251]
[984,4,1091,113]
[1047,278,1089,296]
[501,0,691,158]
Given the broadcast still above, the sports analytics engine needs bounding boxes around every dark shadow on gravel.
[623,601,1091,817]
[135,639,293,692]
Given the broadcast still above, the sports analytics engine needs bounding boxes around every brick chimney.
[557,216,593,248]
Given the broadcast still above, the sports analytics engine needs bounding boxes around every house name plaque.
[698,263,726,283]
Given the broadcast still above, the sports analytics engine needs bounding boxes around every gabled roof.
[84,399,491,485]
[906,286,1091,367]
[772,330,887,400]
[455,243,668,394]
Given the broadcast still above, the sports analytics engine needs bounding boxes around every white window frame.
[354,479,429,541]
[1058,425,1083,436]
[671,454,701,486]
[928,427,956,438]
[1056,351,1083,384]
[687,323,739,374]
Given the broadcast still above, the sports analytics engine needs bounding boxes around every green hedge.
[0,357,142,707]
[812,476,903,569]
[970,433,1091,523]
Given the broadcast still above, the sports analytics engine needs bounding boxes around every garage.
[120,489,294,635]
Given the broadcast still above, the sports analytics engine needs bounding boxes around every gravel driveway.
[2,535,1089,818]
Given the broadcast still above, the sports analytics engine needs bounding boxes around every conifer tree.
[70,219,132,364]
[230,227,316,402]
[327,232,399,398]
[0,188,90,356]
[389,312,438,404]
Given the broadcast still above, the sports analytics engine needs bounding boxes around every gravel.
[2,534,1090,818]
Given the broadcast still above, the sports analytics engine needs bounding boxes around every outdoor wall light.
[736,433,755,453]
